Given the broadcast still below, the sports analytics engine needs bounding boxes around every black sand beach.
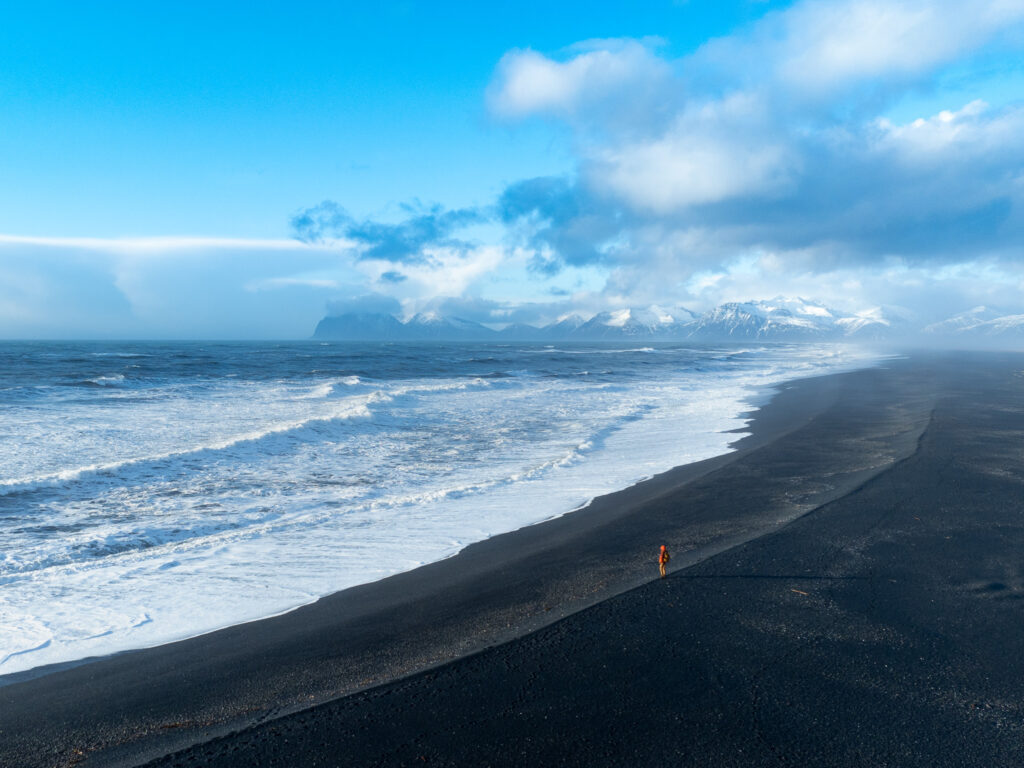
[4,351,1024,767]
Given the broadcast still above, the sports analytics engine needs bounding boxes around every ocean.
[0,341,878,677]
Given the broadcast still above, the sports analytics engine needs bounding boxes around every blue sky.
[1,0,1023,338]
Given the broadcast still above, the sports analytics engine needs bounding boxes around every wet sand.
[5,351,1024,767]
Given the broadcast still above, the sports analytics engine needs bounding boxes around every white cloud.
[875,99,1024,161]
[366,244,508,313]
[487,40,670,121]
[490,0,1024,129]
[778,1,983,91]
[13,1,1024,335]
[485,0,1024,314]
[696,0,1024,97]
[0,234,343,254]
[0,238,360,338]
[593,108,796,211]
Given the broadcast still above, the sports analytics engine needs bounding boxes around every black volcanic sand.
[5,353,1024,767]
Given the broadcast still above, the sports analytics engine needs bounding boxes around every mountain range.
[313,299,1024,345]
[313,298,924,343]
[921,306,1024,340]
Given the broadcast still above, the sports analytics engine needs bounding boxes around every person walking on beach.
[658,544,670,579]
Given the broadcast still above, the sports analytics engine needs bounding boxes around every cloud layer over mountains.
[2,0,1023,340]
[287,0,1024,333]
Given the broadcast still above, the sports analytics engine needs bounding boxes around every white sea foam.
[0,396,376,497]
[88,374,126,386]
[0,342,884,677]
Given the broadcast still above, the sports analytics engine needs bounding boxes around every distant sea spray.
[0,341,879,677]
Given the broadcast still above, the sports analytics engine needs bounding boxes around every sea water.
[0,341,878,676]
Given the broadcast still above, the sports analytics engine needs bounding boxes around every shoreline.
[145,349,1024,768]
[1,355,940,768]
[0,359,860,689]
[0,346,874,684]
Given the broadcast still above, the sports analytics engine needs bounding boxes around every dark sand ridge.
[2,351,1001,768]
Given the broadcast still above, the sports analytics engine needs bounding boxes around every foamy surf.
[0,341,883,677]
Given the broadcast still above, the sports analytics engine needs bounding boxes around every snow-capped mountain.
[978,315,1024,336]
[405,312,495,340]
[757,297,837,321]
[682,298,902,341]
[574,306,695,340]
[923,306,1007,335]
[312,299,1024,347]
[834,305,913,340]
[542,314,587,338]
[685,301,829,341]
[312,306,704,341]
[313,312,496,341]
[924,307,1024,341]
